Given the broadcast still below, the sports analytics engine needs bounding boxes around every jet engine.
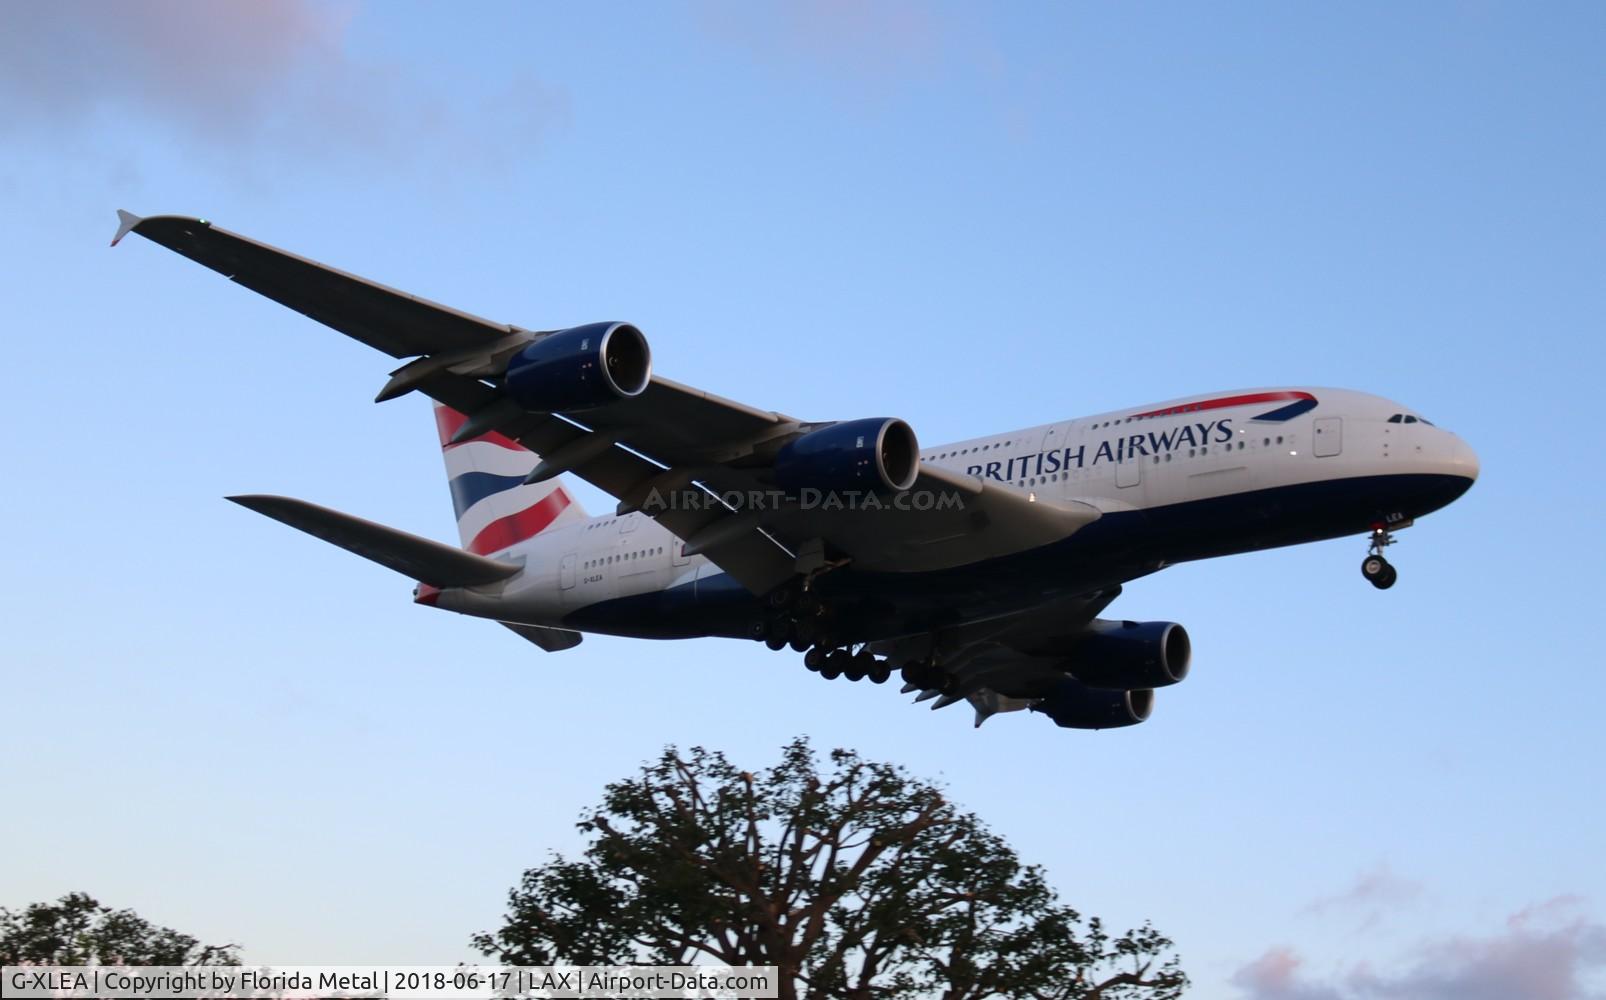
[774,417,920,493]
[504,322,651,412]
[1031,677,1154,730]
[1065,620,1190,690]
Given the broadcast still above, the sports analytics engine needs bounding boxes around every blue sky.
[3,3,1604,997]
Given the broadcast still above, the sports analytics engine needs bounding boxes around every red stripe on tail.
[434,406,529,452]
[466,489,572,555]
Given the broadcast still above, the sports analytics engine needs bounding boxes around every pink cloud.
[1233,947,1344,1000]
[1234,897,1606,1000]
[0,2,348,132]
[0,2,564,172]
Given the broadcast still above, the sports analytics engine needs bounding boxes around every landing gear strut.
[1361,526,1399,590]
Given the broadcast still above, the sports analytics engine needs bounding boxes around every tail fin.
[433,403,588,554]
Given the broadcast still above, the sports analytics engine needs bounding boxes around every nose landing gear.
[1361,526,1398,589]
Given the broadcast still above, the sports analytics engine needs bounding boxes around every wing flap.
[227,494,521,587]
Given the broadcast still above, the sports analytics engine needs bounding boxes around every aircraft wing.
[117,212,1100,594]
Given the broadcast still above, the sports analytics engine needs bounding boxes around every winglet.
[110,209,143,247]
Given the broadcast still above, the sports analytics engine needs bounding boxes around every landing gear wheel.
[804,647,826,671]
[765,635,788,651]
[1361,525,1401,591]
[821,649,850,680]
[844,652,869,682]
[765,583,797,611]
[869,662,891,685]
[789,636,811,653]
[1362,555,1397,589]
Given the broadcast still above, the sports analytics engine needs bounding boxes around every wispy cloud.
[0,2,564,176]
[1300,864,1425,932]
[1235,896,1606,1000]
[695,0,947,96]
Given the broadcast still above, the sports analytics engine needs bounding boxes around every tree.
[474,739,1185,1000]
[0,892,238,965]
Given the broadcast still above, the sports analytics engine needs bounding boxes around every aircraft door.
[1313,417,1342,457]
[1036,422,1072,487]
[559,553,577,589]
[1116,447,1141,488]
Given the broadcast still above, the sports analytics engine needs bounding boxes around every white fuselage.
[433,387,1478,633]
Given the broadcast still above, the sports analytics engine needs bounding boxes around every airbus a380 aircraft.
[114,211,1479,731]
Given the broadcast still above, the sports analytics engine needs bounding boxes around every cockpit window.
[1404,415,1418,424]
[1388,414,1403,423]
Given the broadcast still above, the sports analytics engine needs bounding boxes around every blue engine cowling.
[503,322,651,412]
[1030,677,1154,730]
[1065,620,1190,690]
[774,417,920,493]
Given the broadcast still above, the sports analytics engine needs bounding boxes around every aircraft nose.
[1454,436,1479,480]
[1448,434,1479,483]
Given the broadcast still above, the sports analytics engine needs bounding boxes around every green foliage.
[474,739,1186,1000]
[0,893,238,966]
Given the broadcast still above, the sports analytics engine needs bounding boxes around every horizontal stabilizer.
[227,494,521,588]
[501,622,584,652]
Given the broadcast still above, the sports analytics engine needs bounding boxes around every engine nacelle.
[504,322,651,412]
[1065,620,1191,690]
[1031,677,1154,730]
[774,417,920,493]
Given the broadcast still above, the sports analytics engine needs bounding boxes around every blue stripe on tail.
[449,471,528,518]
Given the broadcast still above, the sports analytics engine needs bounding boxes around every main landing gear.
[802,644,890,684]
[1361,525,1399,590]
[750,586,890,684]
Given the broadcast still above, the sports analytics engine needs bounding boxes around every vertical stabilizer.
[433,403,588,554]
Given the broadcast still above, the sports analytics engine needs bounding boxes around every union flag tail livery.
[117,210,1480,733]
[433,403,587,555]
